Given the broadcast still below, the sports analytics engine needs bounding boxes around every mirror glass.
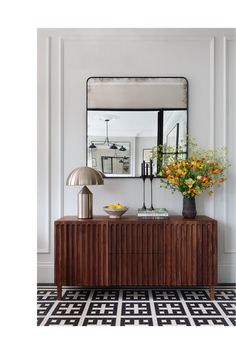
[87,77,188,177]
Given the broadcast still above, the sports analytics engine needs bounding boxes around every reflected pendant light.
[104,119,118,149]
[89,142,96,149]
[104,119,110,146]
[119,145,126,151]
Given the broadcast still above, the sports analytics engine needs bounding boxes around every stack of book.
[137,208,168,219]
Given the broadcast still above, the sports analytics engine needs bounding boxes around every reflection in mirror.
[87,78,188,177]
[87,110,157,176]
[153,110,187,175]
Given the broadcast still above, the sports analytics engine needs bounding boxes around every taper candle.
[142,160,145,177]
[150,159,153,176]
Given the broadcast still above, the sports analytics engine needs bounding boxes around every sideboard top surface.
[55,215,216,224]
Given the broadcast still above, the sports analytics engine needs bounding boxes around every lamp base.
[77,186,93,218]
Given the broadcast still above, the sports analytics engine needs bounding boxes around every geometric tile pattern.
[186,302,221,316]
[87,302,118,316]
[156,318,191,326]
[92,290,119,301]
[193,317,229,326]
[62,289,90,301]
[152,290,180,301]
[229,317,236,325]
[121,302,151,316]
[122,290,149,301]
[154,302,186,316]
[83,318,116,326]
[37,302,54,316]
[45,317,81,326]
[121,318,153,326]
[218,302,236,316]
[37,285,236,326]
[181,290,210,301]
[214,290,236,301]
[51,302,85,316]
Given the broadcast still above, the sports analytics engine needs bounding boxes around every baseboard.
[37,262,236,284]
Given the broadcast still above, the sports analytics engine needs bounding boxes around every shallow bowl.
[103,206,128,218]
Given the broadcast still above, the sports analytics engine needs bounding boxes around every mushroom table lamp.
[66,167,104,219]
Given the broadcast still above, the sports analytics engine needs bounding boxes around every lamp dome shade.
[97,170,106,178]
[66,167,104,186]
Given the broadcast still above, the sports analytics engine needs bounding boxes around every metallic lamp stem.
[77,186,93,218]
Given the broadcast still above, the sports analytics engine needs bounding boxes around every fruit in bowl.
[107,203,125,209]
[103,203,128,218]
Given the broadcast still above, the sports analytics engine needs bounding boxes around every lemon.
[107,203,125,209]
[116,203,125,209]
[108,204,116,209]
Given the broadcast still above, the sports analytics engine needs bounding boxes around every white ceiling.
[88,110,158,137]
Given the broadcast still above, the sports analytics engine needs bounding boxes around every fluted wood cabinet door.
[164,219,217,286]
[55,220,108,286]
[108,220,164,285]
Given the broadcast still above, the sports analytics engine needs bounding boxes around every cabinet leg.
[210,286,215,300]
[57,285,62,300]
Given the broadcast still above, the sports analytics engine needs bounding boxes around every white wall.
[37,28,236,283]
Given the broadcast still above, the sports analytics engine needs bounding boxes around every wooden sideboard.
[54,216,217,300]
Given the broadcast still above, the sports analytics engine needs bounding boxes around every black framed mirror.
[86,77,188,177]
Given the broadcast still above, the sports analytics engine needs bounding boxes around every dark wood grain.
[202,223,208,285]
[197,223,203,284]
[54,216,217,299]
[107,220,164,285]
[55,220,108,289]
[163,218,217,288]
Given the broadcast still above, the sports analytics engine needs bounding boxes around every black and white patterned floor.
[37,285,236,326]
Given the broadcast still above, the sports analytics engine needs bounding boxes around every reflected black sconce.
[89,142,97,149]
[110,143,118,150]
[119,145,126,151]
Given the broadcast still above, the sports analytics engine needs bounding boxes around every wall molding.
[209,37,215,219]
[222,36,236,253]
[37,36,51,253]
[59,37,64,218]
[61,34,216,42]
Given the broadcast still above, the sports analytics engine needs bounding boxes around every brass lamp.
[66,167,104,219]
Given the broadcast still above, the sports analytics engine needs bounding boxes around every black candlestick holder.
[149,174,154,210]
[140,159,155,211]
[141,175,147,210]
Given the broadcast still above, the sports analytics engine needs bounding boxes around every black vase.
[182,197,197,219]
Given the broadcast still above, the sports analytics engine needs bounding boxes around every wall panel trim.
[59,37,64,217]
[61,34,216,42]
[37,36,51,253]
[222,36,236,253]
[209,37,215,219]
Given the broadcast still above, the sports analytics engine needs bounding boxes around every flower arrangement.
[152,138,230,198]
